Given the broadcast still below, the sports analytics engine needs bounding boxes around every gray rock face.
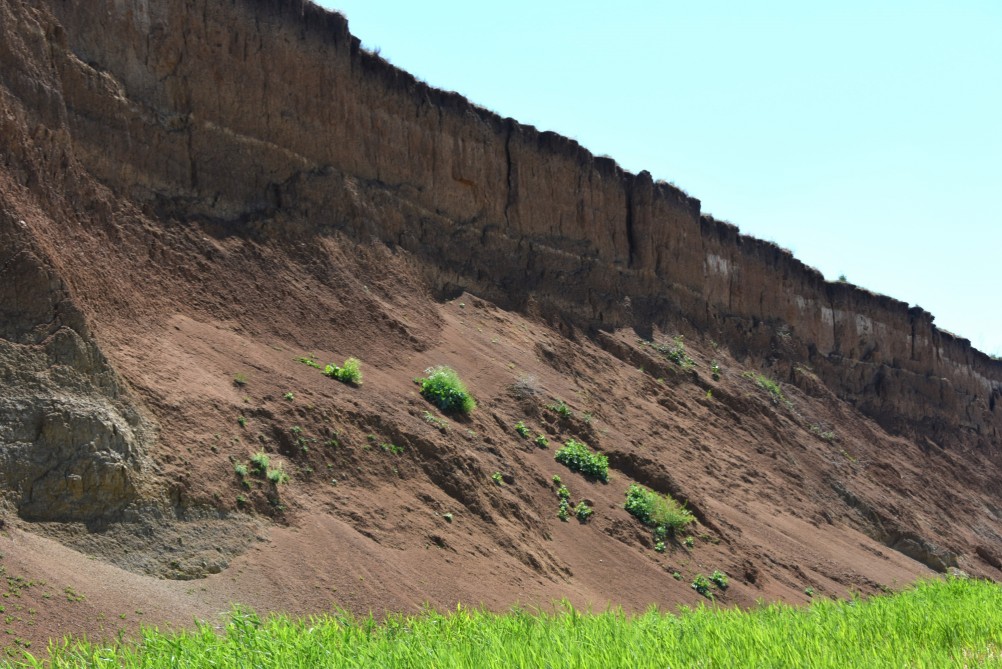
[0,394,141,521]
[0,217,148,523]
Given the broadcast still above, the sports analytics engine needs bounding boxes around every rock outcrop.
[0,212,148,522]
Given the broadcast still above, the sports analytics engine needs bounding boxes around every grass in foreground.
[11,578,1002,668]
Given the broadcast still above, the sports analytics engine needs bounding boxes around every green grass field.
[10,577,1002,668]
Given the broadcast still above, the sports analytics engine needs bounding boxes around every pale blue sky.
[315,1,1001,356]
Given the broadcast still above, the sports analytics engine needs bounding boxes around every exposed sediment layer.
[6,0,1000,457]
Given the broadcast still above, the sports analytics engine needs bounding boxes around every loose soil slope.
[0,0,1000,654]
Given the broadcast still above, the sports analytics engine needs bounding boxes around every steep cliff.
[1,0,1000,648]
[30,0,1000,451]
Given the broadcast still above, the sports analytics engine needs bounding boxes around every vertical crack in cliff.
[503,120,515,229]
[829,293,838,355]
[625,176,637,269]
[910,311,917,362]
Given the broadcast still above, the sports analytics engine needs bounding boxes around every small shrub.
[237,416,247,428]
[547,400,573,419]
[557,500,570,522]
[650,336,694,370]
[491,471,504,486]
[442,512,453,523]
[684,536,695,548]
[805,587,815,597]
[233,373,248,387]
[234,463,248,478]
[672,571,682,580]
[283,392,295,401]
[710,361,721,380]
[296,355,322,370]
[418,366,476,414]
[743,371,786,404]
[654,541,666,553]
[249,452,270,476]
[624,484,694,535]
[551,474,562,487]
[710,570,729,589]
[534,434,549,449]
[267,467,289,485]
[324,357,362,386]
[556,485,571,501]
[692,574,713,597]
[514,421,530,438]
[574,502,593,522]
[381,442,403,455]
[554,439,608,482]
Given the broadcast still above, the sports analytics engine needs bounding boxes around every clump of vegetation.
[514,421,530,438]
[692,574,713,597]
[556,484,572,522]
[267,466,289,485]
[710,570,729,590]
[649,336,695,370]
[418,366,476,414]
[684,536,695,548]
[710,361,721,380]
[551,474,562,487]
[290,426,311,453]
[624,484,694,546]
[491,472,504,486]
[554,439,609,482]
[237,415,247,428]
[534,434,549,449]
[296,354,322,370]
[249,452,270,476]
[381,442,404,455]
[283,392,295,401]
[742,371,787,405]
[547,400,573,419]
[233,373,248,387]
[442,512,453,523]
[233,463,248,479]
[574,501,593,523]
[324,357,362,386]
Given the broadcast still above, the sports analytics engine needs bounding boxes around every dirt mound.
[0,0,999,653]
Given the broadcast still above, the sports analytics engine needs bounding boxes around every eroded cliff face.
[0,3,152,523]
[2,0,1002,631]
[21,0,997,454]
